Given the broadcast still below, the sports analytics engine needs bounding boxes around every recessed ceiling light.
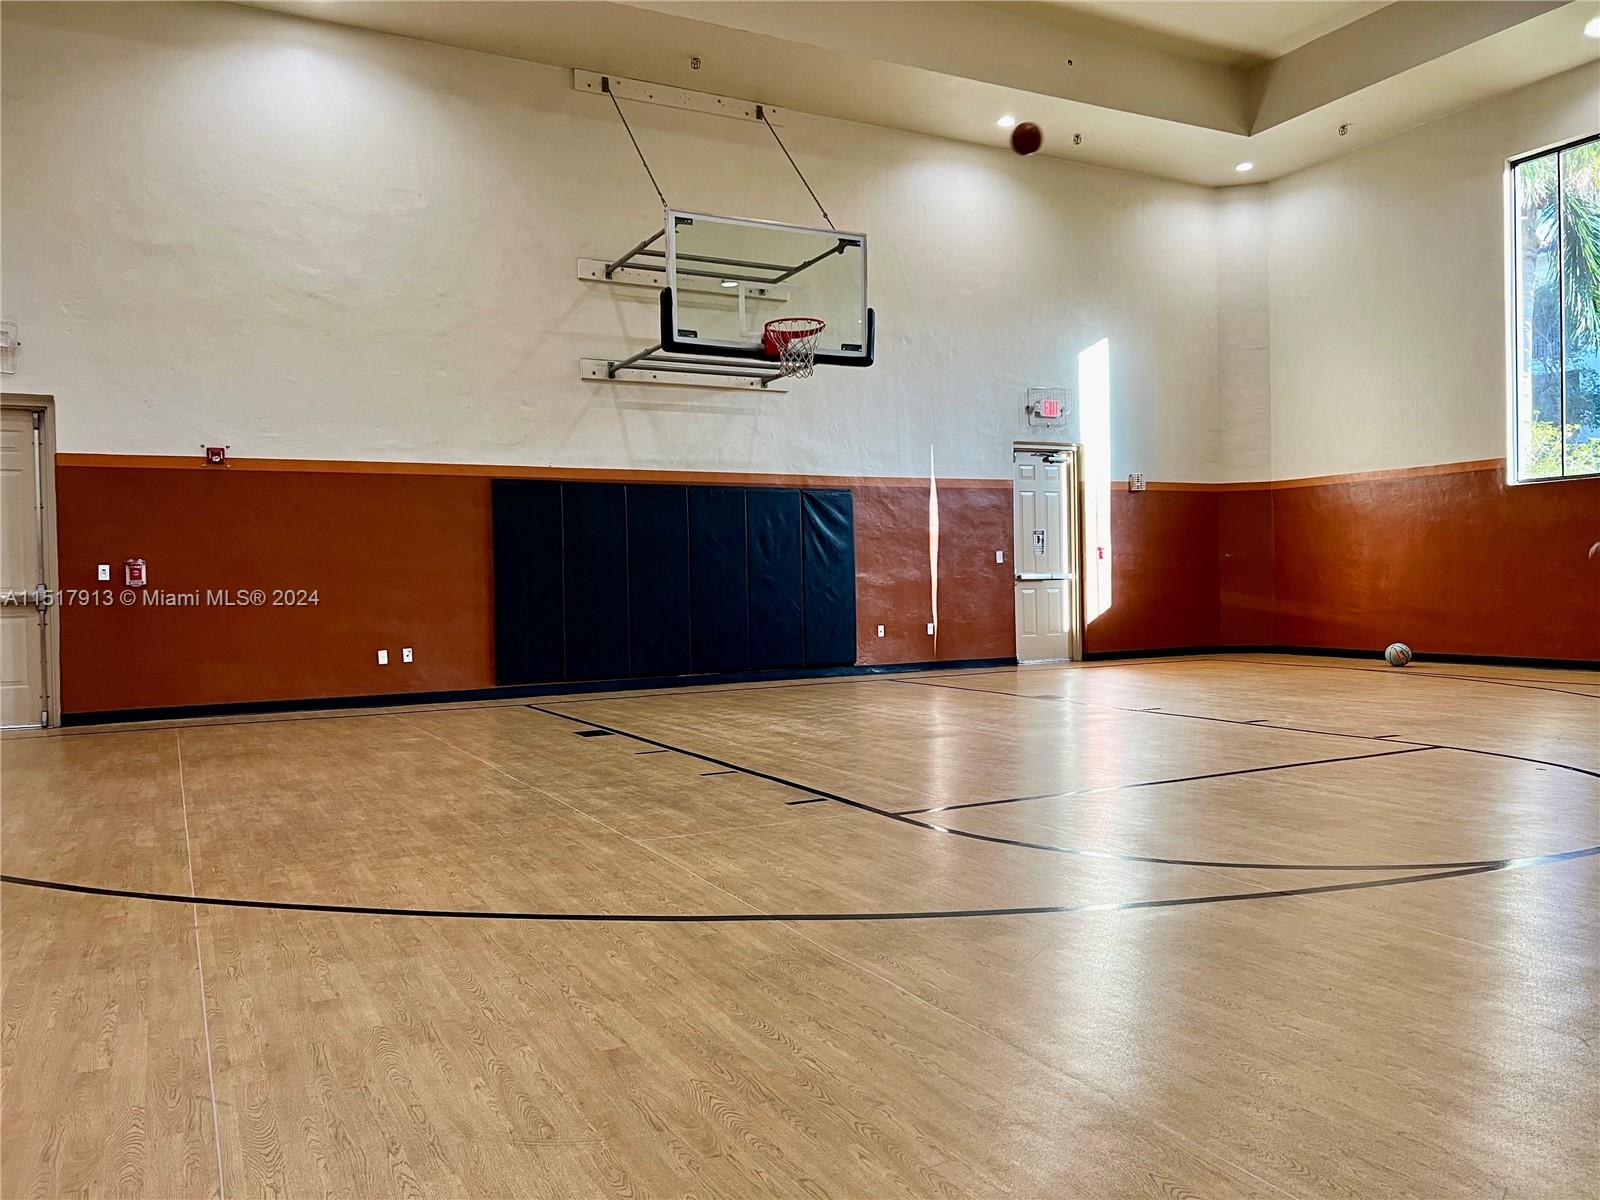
[1585,15,1600,37]
[997,114,1017,128]
[1235,161,1255,173]
[720,280,738,288]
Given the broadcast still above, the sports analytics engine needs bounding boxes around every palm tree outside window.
[1511,134,1600,481]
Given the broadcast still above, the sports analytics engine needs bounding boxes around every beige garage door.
[1,406,48,728]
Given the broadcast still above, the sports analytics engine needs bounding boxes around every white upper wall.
[10,3,1588,485]
[1,1,1223,481]
[1215,184,1272,480]
[1265,61,1600,480]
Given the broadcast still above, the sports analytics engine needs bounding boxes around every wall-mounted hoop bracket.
[578,257,790,302]
[573,70,781,124]
[580,352,789,392]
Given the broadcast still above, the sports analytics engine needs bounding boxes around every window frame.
[1507,132,1600,485]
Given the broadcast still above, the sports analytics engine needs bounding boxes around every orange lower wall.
[52,456,1598,714]
[855,485,1013,666]
[1218,488,1276,646]
[1272,463,1600,661]
[1088,462,1599,661]
[56,467,498,712]
[1082,489,1223,655]
[54,463,1012,714]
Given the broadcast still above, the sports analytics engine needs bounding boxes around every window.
[1511,135,1600,481]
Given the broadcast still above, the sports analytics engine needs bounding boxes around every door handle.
[1015,573,1067,581]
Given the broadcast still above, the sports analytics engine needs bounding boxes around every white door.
[1013,449,1078,663]
[1,407,48,727]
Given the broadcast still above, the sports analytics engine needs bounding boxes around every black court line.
[888,678,1600,781]
[700,770,738,777]
[522,706,1590,872]
[896,677,1068,702]
[1076,652,1599,694]
[534,666,1054,709]
[896,746,1437,816]
[784,796,835,805]
[1131,705,1413,744]
[527,705,842,803]
[2,700,542,741]
[9,674,888,741]
[1139,709,1600,781]
[7,847,1597,924]
[1220,657,1600,700]
[15,664,981,740]
[635,749,670,755]
[22,655,1588,742]
[1427,744,1600,780]
[540,677,886,706]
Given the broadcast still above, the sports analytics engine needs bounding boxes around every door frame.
[1011,439,1084,662]
[3,393,60,727]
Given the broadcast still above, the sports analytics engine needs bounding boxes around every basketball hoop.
[764,317,826,378]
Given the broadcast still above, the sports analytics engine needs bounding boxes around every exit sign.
[1026,387,1068,426]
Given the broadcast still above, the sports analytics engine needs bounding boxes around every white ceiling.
[245,1,1600,186]
[1000,1,1388,63]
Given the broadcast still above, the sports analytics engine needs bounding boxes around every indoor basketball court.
[2,3,1597,1198]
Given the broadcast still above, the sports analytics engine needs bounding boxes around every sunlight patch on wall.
[1079,338,1112,624]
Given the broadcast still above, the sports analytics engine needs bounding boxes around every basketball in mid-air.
[1384,642,1413,667]
[1010,122,1043,156]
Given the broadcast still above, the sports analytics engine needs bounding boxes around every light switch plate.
[97,564,111,581]
[402,647,413,663]
[926,623,935,635]
[995,550,1004,564]
[876,625,885,637]
[376,649,389,666]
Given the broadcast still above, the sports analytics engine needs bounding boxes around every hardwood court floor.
[2,654,1596,1198]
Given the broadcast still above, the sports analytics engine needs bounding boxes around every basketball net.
[763,317,825,379]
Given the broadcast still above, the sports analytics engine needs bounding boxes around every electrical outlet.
[995,550,1004,564]
[876,625,885,638]
[402,647,413,663]
[376,649,389,666]
[1128,473,1147,492]
[97,564,110,581]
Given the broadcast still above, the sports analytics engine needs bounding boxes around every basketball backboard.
[661,211,873,367]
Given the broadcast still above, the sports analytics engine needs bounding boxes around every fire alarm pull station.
[205,446,228,466]
[125,559,147,587]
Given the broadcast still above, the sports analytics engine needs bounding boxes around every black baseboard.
[1082,644,1599,670]
[59,657,1020,727]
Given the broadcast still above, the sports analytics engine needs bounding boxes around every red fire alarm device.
[205,446,228,466]
[124,559,147,587]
